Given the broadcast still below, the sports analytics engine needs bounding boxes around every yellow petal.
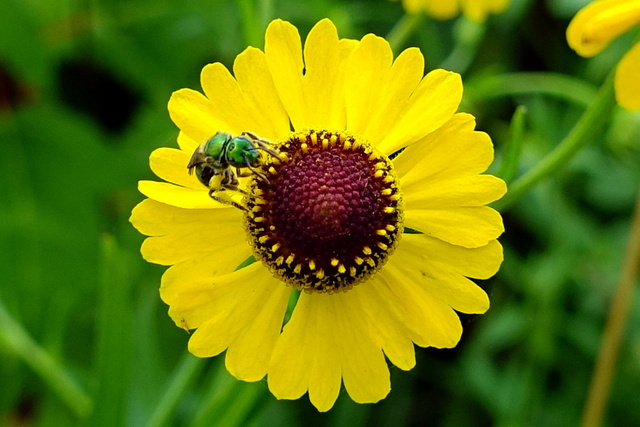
[168,88,229,144]
[135,201,249,266]
[377,69,462,155]
[394,113,494,183]
[233,47,291,141]
[391,235,502,313]
[265,19,306,130]
[567,0,640,57]
[180,263,286,360]
[131,198,227,235]
[615,41,640,110]
[379,263,463,348]
[403,174,507,208]
[357,278,416,370]
[345,34,394,138]
[358,47,426,148]
[138,181,226,209]
[268,293,321,402]
[269,292,390,411]
[302,18,353,129]
[401,234,503,280]
[225,279,291,382]
[306,297,342,412]
[201,62,279,138]
[405,205,504,248]
[177,131,199,153]
[149,147,202,189]
[331,292,390,405]
[161,253,256,330]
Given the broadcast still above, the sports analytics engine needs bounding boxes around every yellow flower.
[567,0,640,110]
[130,18,506,412]
[392,0,510,22]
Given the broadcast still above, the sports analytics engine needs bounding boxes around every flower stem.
[387,13,426,53]
[493,69,616,211]
[580,188,640,427]
[236,0,264,47]
[144,352,206,427]
[0,298,93,419]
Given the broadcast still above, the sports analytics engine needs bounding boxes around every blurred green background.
[1,0,640,425]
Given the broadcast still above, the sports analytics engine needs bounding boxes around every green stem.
[0,299,93,419]
[236,0,263,47]
[144,352,206,427]
[465,72,598,108]
[386,13,426,53]
[493,69,616,211]
[581,188,640,427]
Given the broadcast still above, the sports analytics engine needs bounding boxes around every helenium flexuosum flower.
[130,18,506,412]
[392,0,510,22]
[567,0,640,110]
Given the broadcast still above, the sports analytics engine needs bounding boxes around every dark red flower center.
[244,130,403,293]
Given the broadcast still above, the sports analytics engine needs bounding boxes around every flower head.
[392,0,510,23]
[567,0,640,110]
[130,18,506,411]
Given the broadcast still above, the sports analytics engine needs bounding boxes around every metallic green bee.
[187,131,279,209]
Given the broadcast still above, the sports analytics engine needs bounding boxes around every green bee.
[187,131,279,209]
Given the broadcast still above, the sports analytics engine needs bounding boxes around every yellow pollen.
[301,143,309,153]
[269,225,276,231]
[278,152,290,162]
[350,266,357,277]
[316,269,325,280]
[369,152,379,161]
[275,256,284,265]
[322,137,329,150]
[381,188,393,196]
[330,134,338,145]
[253,216,266,223]
[365,257,376,267]
[338,264,346,274]
[362,246,372,255]
[383,176,395,183]
[376,229,387,236]
[386,224,396,232]
[351,140,361,150]
[271,242,281,252]
[377,242,388,251]
[258,235,270,244]
[354,256,364,265]
[389,194,401,201]
[330,258,339,266]
[383,207,395,214]
[285,254,295,264]
[294,264,302,274]
[374,162,386,170]
[268,166,277,175]
[309,260,316,270]
[343,139,352,150]
[310,133,318,144]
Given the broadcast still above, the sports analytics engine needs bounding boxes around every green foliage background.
[1,0,639,425]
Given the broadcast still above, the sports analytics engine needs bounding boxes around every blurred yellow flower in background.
[392,0,510,22]
[567,0,640,110]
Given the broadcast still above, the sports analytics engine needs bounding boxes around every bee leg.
[241,131,280,159]
[208,188,247,211]
[243,161,270,183]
